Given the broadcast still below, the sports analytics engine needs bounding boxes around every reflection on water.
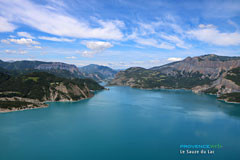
[216,103,240,119]
[148,88,240,119]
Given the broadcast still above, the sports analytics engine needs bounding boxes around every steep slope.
[109,54,240,103]
[109,67,213,89]
[151,54,240,79]
[0,72,104,112]
[79,64,117,82]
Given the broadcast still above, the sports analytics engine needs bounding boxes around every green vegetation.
[0,92,21,98]
[0,60,117,82]
[204,87,218,94]
[208,55,240,61]
[23,77,39,82]
[0,60,84,80]
[119,68,213,89]
[109,54,240,103]
[0,61,106,111]
[0,72,104,102]
[225,67,240,86]
[0,72,11,83]
[0,101,36,109]
[218,92,240,103]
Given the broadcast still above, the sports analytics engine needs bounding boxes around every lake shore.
[0,94,95,113]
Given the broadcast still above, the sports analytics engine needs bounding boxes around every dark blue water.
[0,86,240,160]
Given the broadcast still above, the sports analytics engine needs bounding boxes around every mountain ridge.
[0,60,118,81]
[109,54,240,103]
[0,60,84,79]
[78,64,118,82]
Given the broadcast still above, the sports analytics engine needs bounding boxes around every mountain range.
[2,54,240,111]
[109,54,240,103]
[0,60,118,112]
[0,60,118,82]
[78,64,117,82]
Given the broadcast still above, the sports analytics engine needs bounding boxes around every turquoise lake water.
[0,86,240,160]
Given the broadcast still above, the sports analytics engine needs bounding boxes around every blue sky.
[0,0,240,69]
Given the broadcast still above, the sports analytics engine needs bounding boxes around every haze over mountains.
[79,64,117,82]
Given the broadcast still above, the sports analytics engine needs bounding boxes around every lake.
[0,86,240,160]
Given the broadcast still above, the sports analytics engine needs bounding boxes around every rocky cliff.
[151,54,240,79]
[0,72,104,112]
[109,54,240,103]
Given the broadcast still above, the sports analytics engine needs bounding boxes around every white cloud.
[158,43,175,50]
[9,35,16,38]
[47,0,66,8]
[127,18,188,49]
[84,41,113,50]
[5,49,27,54]
[3,38,40,45]
[19,50,28,54]
[0,17,16,32]
[17,32,35,39]
[188,24,240,46]
[160,34,191,49]
[198,24,214,29]
[5,49,17,54]
[0,0,124,40]
[134,38,175,49]
[167,57,183,62]
[81,41,113,57]
[1,39,10,44]
[151,17,184,34]
[38,36,75,42]
[66,56,77,59]
[227,20,239,30]
[138,23,156,36]
[34,46,42,49]
[134,38,157,46]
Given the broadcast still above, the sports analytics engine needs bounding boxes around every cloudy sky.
[0,0,240,69]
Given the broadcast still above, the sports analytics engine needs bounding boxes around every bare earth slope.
[109,54,240,103]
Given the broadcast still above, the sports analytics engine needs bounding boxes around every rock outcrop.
[109,54,240,103]
[0,72,104,112]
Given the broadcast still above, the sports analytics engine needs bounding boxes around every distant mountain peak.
[183,54,217,61]
[125,67,146,72]
[78,64,118,82]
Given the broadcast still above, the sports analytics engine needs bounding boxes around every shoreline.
[0,95,94,113]
[109,85,240,104]
[0,104,48,113]
[1,86,239,114]
[0,87,106,114]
